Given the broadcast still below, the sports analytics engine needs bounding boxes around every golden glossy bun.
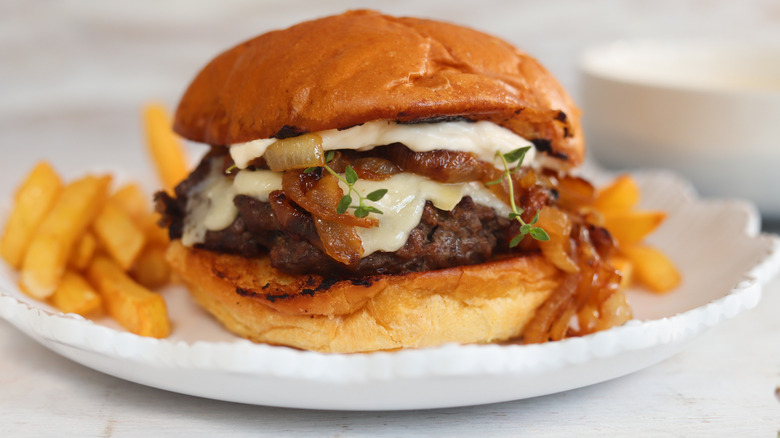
[167,240,561,353]
[174,10,584,165]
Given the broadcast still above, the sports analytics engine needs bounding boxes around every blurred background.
[2,0,780,217]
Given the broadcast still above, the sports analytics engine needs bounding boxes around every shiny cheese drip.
[182,167,511,256]
[229,120,535,170]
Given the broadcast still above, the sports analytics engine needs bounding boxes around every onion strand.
[264,133,325,171]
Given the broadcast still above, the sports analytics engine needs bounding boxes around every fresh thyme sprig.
[304,151,388,218]
[485,146,550,247]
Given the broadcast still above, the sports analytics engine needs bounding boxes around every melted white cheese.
[181,166,282,246]
[182,166,510,257]
[229,120,535,170]
[343,174,510,255]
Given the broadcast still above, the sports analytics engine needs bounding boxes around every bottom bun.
[167,240,562,353]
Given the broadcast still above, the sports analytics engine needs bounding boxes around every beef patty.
[156,149,549,277]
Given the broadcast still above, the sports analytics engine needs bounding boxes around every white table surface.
[2,1,780,436]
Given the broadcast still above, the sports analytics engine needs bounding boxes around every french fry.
[92,203,145,270]
[603,210,666,247]
[20,175,111,299]
[86,255,170,338]
[49,269,102,316]
[110,183,149,224]
[130,245,171,289]
[141,213,169,246]
[69,231,98,272]
[594,174,640,212]
[4,159,175,337]
[108,183,170,246]
[143,103,189,192]
[621,244,681,293]
[1,162,63,268]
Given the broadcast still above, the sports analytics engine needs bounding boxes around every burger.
[156,10,629,353]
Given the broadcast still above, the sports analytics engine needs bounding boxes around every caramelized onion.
[594,290,632,331]
[524,221,625,342]
[571,225,627,336]
[350,157,400,180]
[268,191,318,241]
[555,175,595,210]
[536,207,578,273]
[522,273,579,344]
[576,302,601,334]
[313,217,363,266]
[571,257,625,336]
[306,172,379,228]
[264,133,325,171]
[281,170,377,228]
[540,241,579,274]
[386,144,491,183]
[281,170,370,265]
[307,173,365,264]
[517,168,538,189]
[548,305,577,341]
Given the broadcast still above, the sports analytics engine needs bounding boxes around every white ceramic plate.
[580,39,780,216]
[0,170,778,411]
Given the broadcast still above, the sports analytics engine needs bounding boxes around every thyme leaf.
[491,146,550,247]
[310,157,387,218]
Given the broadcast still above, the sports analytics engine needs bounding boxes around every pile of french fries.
[594,174,681,293]
[0,103,188,338]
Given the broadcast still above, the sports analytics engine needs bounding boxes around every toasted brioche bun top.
[174,10,584,166]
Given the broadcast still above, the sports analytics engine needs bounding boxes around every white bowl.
[580,39,780,216]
